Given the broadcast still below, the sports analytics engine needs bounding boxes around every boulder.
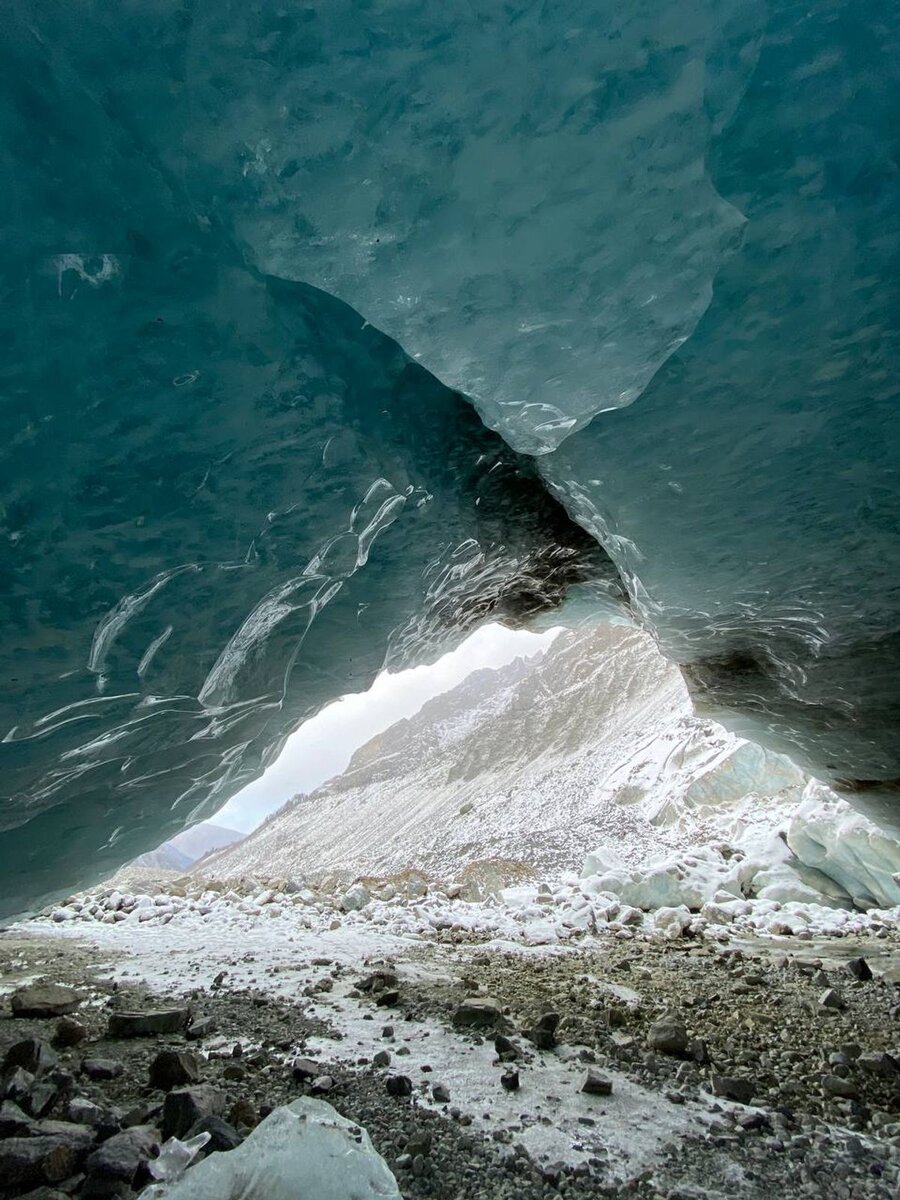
[162,1085,226,1140]
[84,1125,158,1189]
[11,984,83,1019]
[3,1039,58,1076]
[385,1075,413,1098]
[581,1069,613,1096]
[0,1135,84,1188]
[185,1114,243,1152]
[107,1008,190,1038]
[452,997,506,1031]
[710,1075,755,1105]
[0,1099,32,1136]
[647,1018,689,1056]
[148,1049,202,1091]
[53,1017,88,1048]
[82,1059,123,1082]
[525,1012,560,1051]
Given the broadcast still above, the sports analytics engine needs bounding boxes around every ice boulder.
[786,785,900,909]
[148,1097,401,1200]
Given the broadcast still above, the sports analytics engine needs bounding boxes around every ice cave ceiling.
[1,0,899,915]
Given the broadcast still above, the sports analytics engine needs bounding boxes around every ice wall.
[1,0,899,910]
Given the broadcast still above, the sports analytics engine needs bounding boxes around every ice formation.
[1,1,899,909]
[147,1097,401,1200]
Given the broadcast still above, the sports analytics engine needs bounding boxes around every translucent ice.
[147,1098,401,1200]
[1,0,899,910]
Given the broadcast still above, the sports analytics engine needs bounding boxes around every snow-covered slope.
[202,623,812,885]
[128,821,243,873]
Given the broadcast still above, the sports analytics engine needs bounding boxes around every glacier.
[1,0,899,913]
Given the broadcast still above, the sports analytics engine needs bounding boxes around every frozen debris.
[150,1098,401,1199]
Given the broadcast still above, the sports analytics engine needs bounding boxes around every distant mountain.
[200,622,806,884]
[129,821,243,873]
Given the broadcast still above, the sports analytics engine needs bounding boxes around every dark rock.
[382,1025,394,1039]
[4,1039,59,1076]
[0,1099,32,1136]
[525,1012,560,1051]
[291,1057,322,1083]
[494,1034,520,1062]
[84,1125,158,1188]
[229,1098,258,1129]
[30,1072,74,1119]
[581,1069,613,1096]
[0,1136,83,1188]
[107,1008,190,1038]
[185,1115,243,1152]
[373,1050,391,1068]
[500,1069,520,1091]
[822,1074,859,1099]
[122,1101,162,1129]
[185,1016,217,1042]
[82,1059,123,1082]
[310,1075,335,1095]
[222,1063,246,1081]
[4,1066,36,1108]
[148,1050,202,1091]
[67,1098,106,1128]
[356,970,399,994]
[386,1075,413,1098]
[53,1018,88,1048]
[452,997,506,1031]
[846,957,873,982]
[162,1086,226,1140]
[818,988,845,1010]
[711,1075,755,1105]
[647,1019,689,1056]
[375,989,401,1007]
[11,985,83,1019]
[29,1120,94,1146]
[431,1083,450,1103]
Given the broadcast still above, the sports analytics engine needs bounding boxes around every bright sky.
[215,623,558,833]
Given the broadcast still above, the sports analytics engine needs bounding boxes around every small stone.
[310,1075,335,1095]
[373,1050,391,1068]
[494,1034,520,1062]
[107,1008,190,1038]
[81,1058,123,1081]
[149,1049,202,1091]
[4,1067,35,1109]
[581,1069,613,1096]
[648,1019,689,1056]
[381,1025,394,1039]
[710,1075,755,1105]
[162,1085,226,1140]
[291,1057,322,1083]
[376,989,401,1007]
[185,1016,217,1042]
[67,1098,106,1127]
[229,1098,258,1129]
[846,958,873,982]
[53,1018,87,1048]
[525,1012,560,1051]
[386,1075,413,1098]
[822,1074,858,1099]
[452,997,506,1030]
[431,1083,451,1103]
[11,984,83,1019]
[819,987,845,1010]
[501,1069,520,1091]
[223,1063,246,1081]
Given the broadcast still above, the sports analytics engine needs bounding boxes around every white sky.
[215,623,558,833]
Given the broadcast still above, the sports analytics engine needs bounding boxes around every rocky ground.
[1,881,899,1200]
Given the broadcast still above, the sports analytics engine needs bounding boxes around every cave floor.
[2,908,899,1200]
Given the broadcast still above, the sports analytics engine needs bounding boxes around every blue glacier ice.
[1,0,899,913]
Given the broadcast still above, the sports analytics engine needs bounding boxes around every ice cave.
[1,2,899,1198]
